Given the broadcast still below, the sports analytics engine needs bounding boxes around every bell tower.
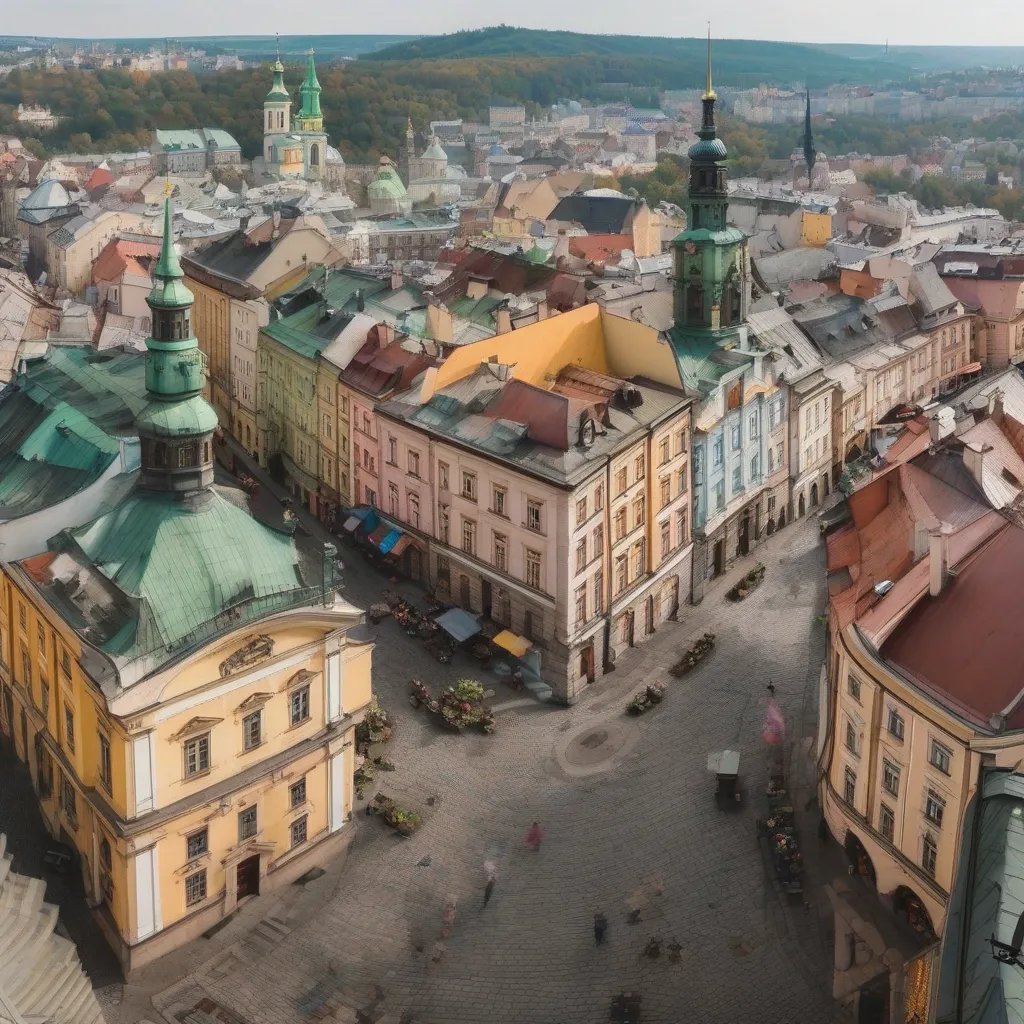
[263,34,291,163]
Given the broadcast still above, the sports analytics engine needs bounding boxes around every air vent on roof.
[616,384,643,409]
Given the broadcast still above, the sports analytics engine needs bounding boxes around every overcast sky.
[6,0,1024,47]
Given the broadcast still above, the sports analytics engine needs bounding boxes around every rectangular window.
[614,508,627,540]
[660,477,671,508]
[659,439,670,465]
[749,412,759,438]
[576,498,588,525]
[660,519,671,560]
[21,645,31,695]
[238,806,258,842]
[408,494,420,528]
[768,447,775,473]
[575,539,587,573]
[925,790,945,828]
[922,835,937,877]
[615,555,627,594]
[879,804,895,843]
[18,603,26,630]
[713,439,723,467]
[387,436,397,464]
[494,533,508,572]
[243,711,262,751]
[438,504,450,544]
[593,571,604,614]
[37,622,45,654]
[847,674,861,701]
[633,497,645,528]
[462,518,476,555]
[615,468,627,495]
[290,685,310,726]
[526,500,542,532]
[929,740,951,775]
[845,721,858,755]
[574,585,587,627]
[677,511,687,547]
[887,708,905,741]
[98,733,112,792]
[184,734,210,777]
[732,465,742,493]
[731,425,741,450]
[291,815,308,848]
[844,767,856,805]
[186,828,208,860]
[64,705,75,753]
[776,443,784,468]
[461,471,477,501]
[438,462,449,490]
[525,550,542,590]
[677,469,687,495]
[493,486,507,517]
[185,869,207,907]
[290,778,307,808]
[60,771,77,824]
[40,681,49,719]
[593,523,603,556]
[882,759,900,798]
[594,483,604,511]
[750,454,759,479]
[715,481,724,510]
[634,539,645,578]
[635,454,645,480]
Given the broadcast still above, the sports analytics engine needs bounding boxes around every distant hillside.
[362,26,910,86]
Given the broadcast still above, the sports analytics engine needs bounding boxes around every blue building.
[667,40,790,600]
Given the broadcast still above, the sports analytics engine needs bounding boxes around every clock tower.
[670,31,749,343]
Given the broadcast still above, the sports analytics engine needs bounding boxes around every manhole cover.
[580,729,608,749]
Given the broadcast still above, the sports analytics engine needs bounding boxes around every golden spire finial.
[164,175,172,198]
[703,24,716,101]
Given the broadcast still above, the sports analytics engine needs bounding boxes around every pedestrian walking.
[525,822,544,851]
[766,681,776,696]
[594,910,608,946]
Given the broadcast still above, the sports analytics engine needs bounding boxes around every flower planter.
[669,633,716,677]
[727,564,766,602]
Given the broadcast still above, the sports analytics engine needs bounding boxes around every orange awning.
[939,361,982,382]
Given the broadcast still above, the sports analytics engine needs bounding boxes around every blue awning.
[378,528,402,555]
[434,607,482,643]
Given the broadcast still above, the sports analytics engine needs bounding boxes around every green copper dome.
[688,137,728,161]
[266,59,290,101]
[135,393,219,439]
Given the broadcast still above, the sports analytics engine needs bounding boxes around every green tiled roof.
[69,489,303,656]
[135,394,220,439]
[0,347,147,519]
[368,162,408,200]
[667,326,751,393]
[264,315,334,360]
[449,294,503,326]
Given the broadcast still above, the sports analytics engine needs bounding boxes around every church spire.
[153,180,183,281]
[803,88,816,185]
[297,48,322,120]
[702,24,716,101]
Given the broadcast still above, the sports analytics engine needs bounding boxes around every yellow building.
[800,209,832,247]
[821,459,1024,941]
[0,195,373,975]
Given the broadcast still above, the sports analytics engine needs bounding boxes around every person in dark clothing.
[483,877,495,907]
[594,910,608,945]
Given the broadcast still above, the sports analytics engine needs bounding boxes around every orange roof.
[568,234,631,265]
[92,236,160,283]
[943,276,1024,321]
[85,166,113,190]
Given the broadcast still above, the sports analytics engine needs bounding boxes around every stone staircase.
[0,833,105,1024]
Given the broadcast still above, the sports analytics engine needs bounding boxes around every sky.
[6,0,1024,46]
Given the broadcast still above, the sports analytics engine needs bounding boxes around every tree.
[862,167,900,193]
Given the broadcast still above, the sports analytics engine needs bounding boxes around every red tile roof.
[85,166,114,190]
[91,236,160,284]
[568,234,632,265]
[943,277,1024,321]
[881,522,1024,726]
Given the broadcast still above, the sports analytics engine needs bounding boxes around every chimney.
[376,321,395,349]
[963,440,991,489]
[929,406,955,444]
[929,527,950,598]
[426,299,453,344]
[496,305,512,335]
[356,289,365,312]
[390,268,404,291]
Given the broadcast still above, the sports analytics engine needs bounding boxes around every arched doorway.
[844,831,877,888]
[777,509,786,529]
[798,493,806,518]
[810,482,819,507]
[310,143,320,167]
[893,886,936,939]
[823,473,830,498]
[766,518,775,536]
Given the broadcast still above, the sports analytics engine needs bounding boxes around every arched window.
[310,143,320,167]
[686,283,704,323]
[203,442,210,463]
[278,110,285,129]
[183,316,190,336]
[267,111,272,130]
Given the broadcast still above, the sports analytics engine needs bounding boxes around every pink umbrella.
[763,699,785,745]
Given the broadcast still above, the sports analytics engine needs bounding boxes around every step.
[523,679,553,702]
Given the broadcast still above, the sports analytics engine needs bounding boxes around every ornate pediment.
[236,692,274,713]
[218,634,274,678]
[168,716,222,742]
[281,668,317,692]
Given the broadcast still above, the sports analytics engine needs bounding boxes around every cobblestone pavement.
[100,446,849,1024]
